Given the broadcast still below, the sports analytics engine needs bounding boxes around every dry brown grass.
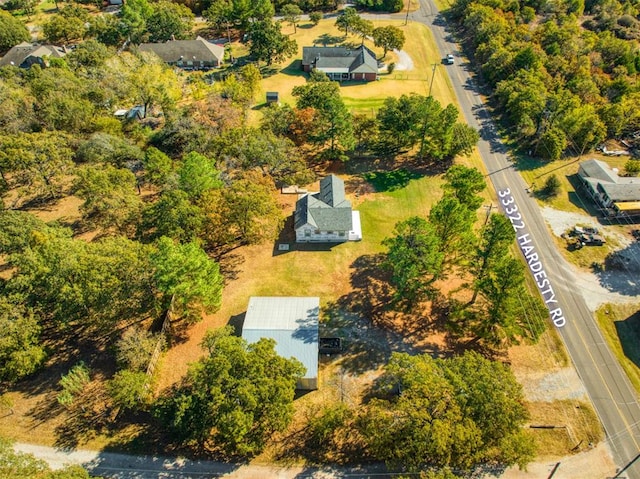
[526,400,604,457]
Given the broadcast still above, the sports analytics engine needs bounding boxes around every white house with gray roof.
[578,158,640,215]
[242,296,319,390]
[294,175,362,243]
[301,45,378,81]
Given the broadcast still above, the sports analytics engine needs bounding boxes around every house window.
[305,229,311,237]
[342,73,349,79]
[339,232,345,237]
[327,231,334,234]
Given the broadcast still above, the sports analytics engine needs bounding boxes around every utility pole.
[428,63,438,97]
[483,203,497,225]
[404,0,410,25]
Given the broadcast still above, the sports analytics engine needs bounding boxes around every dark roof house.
[138,36,224,70]
[294,175,362,242]
[301,45,378,81]
[0,42,67,68]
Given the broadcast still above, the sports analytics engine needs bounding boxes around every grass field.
[596,303,640,394]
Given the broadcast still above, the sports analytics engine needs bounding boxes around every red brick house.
[301,45,378,81]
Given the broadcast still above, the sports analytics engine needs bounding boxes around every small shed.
[266,91,279,104]
[242,296,319,390]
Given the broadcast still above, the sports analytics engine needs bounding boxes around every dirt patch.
[540,206,640,309]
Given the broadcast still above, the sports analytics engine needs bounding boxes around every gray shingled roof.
[294,175,353,231]
[0,42,66,68]
[302,45,377,74]
[242,296,319,383]
[138,37,224,64]
[580,158,640,202]
[580,159,620,184]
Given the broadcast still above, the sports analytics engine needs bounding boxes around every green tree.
[88,13,128,46]
[128,54,183,118]
[66,39,111,71]
[108,370,152,411]
[0,298,46,383]
[543,174,561,197]
[204,0,234,43]
[146,1,195,42]
[442,165,486,211]
[428,195,476,268]
[73,164,143,234]
[248,19,298,66]
[469,256,546,348]
[358,351,534,471]
[376,94,422,152]
[176,151,223,200]
[352,17,374,45]
[6,234,156,329]
[0,11,29,52]
[335,7,359,37]
[0,132,74,201]
[292,80,354,156]
[57,362,91,407]
[281,4,302,33]
[142,146,174,187]
[154,326,304,456]
[42,11,86,44]
[150,237,223,321]
[625,160,640,176]
[120,0,153,43]
[0,210,71,255]
[372,25,405,57]
[382,217,444,304]
[215,128,312,186]
[200,171,284,251]
[535,126,567,161]
[469,213,514,304]
[76,133,144,167]
[141,189,205,243]
[309,11,323,25]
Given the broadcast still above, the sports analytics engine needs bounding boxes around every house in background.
[578,158,640,216]
[138,36,224,70]
[241,296,319,390]
[0,42,67,68]
[301,45,378,82]
[294,174,362,243]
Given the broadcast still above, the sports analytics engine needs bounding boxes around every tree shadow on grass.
[614,311,640,370]
[314,33,344,46]
[362,169,421,192]
[280,59,306,77]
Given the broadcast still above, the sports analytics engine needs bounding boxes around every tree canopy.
[358,351,535,471]
[154,326,304,456]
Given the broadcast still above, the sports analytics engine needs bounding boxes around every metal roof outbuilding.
[242,297,319,390]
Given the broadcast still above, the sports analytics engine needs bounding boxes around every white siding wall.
[296,225,348,243]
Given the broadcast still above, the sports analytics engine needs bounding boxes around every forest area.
[0,0,626,476]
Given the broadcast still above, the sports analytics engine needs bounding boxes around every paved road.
[402,1,640,476]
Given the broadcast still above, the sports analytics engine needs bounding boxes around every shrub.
[309,11,323,25]
[387,62,396,74]
[625,159,640,176]
[543,174,561,197]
